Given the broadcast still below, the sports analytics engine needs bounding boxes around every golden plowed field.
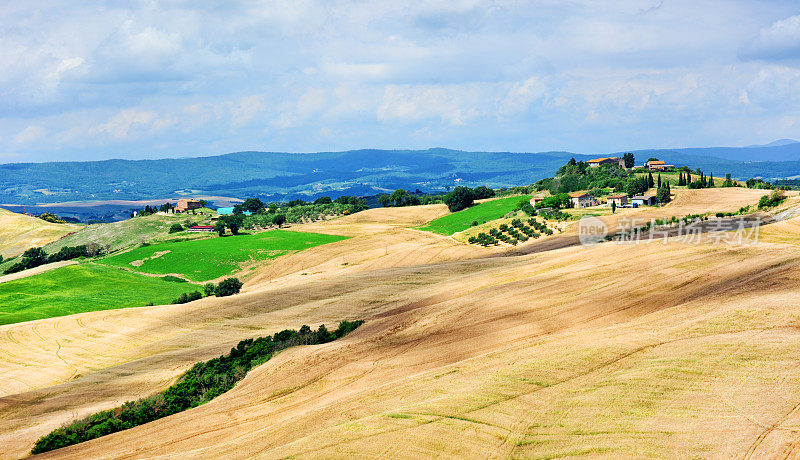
[2,188,799,459]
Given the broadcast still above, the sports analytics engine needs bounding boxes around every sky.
[2,0,800,163]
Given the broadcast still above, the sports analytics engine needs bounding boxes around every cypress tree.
[648,172,655,189]
[709,173,715,187]
[687,172,692,184]
[658,174,662,188]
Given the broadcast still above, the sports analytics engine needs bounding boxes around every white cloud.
[229,95,266,126]
[1,0,800,160]
[378,84,480,125]
[740,15,800,61]
[92,108,174,140]
[13,125,46,145]
[499,77,547,116]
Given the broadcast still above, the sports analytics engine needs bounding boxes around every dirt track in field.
[4,188,800,459]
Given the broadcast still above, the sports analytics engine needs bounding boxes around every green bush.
[203,283,216,297]
[31,320,364,455]
[215,277,243,297]
[758,190,786,209]
[161,275,188,283]
[168,223,184,234]
[172,291,202,304]
[3,247,48,274]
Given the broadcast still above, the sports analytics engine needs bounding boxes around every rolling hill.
[0,208,79,259]
[3,188,800,458]
[2,143,800,210]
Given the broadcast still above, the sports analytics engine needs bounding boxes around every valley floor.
[2,188,800,458]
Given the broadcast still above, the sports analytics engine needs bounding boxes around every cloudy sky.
[2,0,800,162]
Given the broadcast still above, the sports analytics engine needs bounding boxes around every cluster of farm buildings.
[537,155,674,209]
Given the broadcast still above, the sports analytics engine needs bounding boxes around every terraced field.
[98,229,349,281]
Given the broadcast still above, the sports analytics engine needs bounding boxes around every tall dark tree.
[657,174,662,188]
[622,152,635,168]
[648,172,655,189]
[272,213,286,227]
[222,214,245,235]
[215,278,243,297]
[214,220,226,236]
[444,187,475,212]
[241,198,264,213]
[709,173,715,187]
[377,194,391,207]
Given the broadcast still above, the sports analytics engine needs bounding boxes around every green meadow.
[99,229,348,281]
[417,195,531,236]
[0,264,198,326]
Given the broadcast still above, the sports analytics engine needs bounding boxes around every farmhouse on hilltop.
[587,156,625,168]
[644,160,674,171]
[569,192,595,208]
[175,199,202,213]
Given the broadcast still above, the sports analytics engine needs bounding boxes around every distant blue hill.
[1,145,799,206]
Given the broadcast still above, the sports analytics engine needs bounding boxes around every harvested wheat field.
[0,208,79,259]
[2,190,800,459]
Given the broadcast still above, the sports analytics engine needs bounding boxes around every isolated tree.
[241,198,264,213]
[389,189,410,207]
[222,214,244,235]
[648,172,655,189]
[272,213,286,227]
[622,152,635,168]
[657,174,662,188]
[169,223,183,234]
[611,201,616,214]
[214,220,226,236]
[215,277,243,297]
[444,187,475,212]
[709,173,715,187]
[86,243,102,257]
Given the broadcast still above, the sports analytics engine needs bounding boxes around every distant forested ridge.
[2,145,799,205]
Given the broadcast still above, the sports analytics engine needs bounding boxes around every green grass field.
[0,264,199,326]
[98,229,348,281]
[417,195,531,235]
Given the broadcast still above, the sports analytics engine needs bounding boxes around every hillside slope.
[0,208,79,258]
[1,189,798,458]
[2,145,799,205]
[14,236,800,459]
